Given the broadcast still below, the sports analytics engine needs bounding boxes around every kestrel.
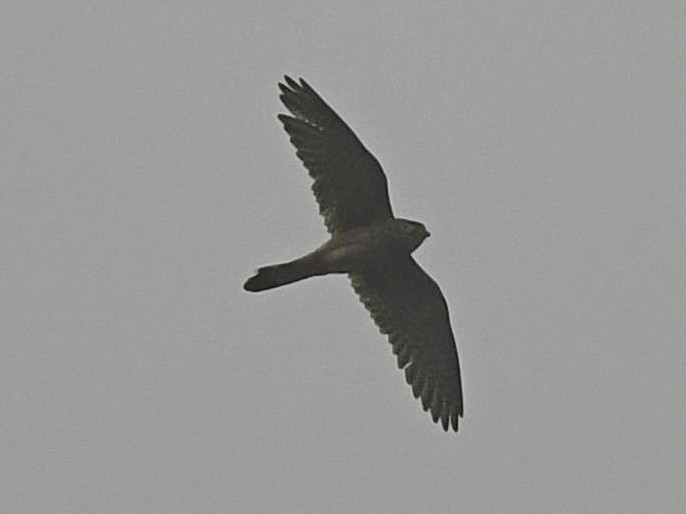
[244,76,463,431]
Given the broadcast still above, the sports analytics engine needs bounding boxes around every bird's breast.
[317,225,399,273]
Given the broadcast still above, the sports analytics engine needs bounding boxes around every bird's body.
[245,218,429,291]
[244,77,463,431]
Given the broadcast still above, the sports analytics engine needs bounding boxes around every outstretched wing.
[278,76,393,234]
[350,256,463,431]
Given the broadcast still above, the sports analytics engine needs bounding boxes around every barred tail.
[243,258,317,292]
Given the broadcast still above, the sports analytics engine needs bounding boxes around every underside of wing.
[278,76,393,233]
[350,257,463,431]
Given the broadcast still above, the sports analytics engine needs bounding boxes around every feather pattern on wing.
[278,76,393,233]
[350,256,463,431]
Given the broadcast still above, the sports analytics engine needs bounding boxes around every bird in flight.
[244,76,463,431]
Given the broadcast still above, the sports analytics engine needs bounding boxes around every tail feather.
[244,259,316,292]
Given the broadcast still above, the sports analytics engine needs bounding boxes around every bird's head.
[394,218,430,252]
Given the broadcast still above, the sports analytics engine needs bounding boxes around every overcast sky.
[2,2,685,513]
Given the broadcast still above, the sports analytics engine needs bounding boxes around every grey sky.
[2,1,685,513]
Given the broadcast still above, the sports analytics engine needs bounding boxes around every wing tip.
[405,364,462,432]
[279,75,307,93]
[281,75,297,89]
[437,407,462,432]
[279,75,320,108]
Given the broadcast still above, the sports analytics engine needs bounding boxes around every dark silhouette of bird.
[244,76,463,431]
